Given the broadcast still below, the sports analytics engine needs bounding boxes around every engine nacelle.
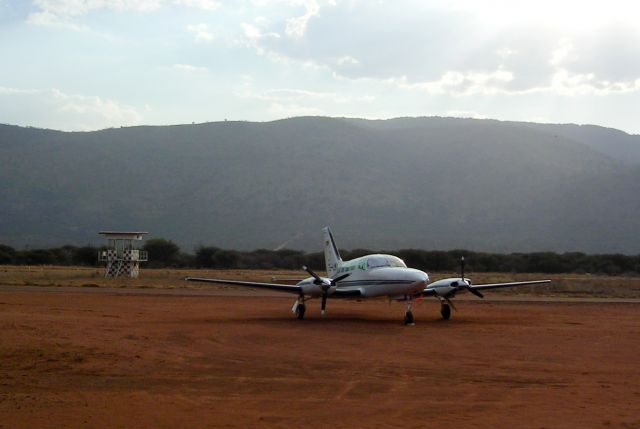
[426,277,470,297]
[299,278,336,297]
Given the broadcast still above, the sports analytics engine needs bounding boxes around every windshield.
[366,255,407,269]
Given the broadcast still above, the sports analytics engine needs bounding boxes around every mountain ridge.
[1,117,639,254]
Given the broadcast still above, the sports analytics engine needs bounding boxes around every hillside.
[1,117,639,253]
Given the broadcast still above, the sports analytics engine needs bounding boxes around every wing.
[469,280,550,291]
[185,277,301,293]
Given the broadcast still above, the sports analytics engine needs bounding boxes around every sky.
[1,0,639,133]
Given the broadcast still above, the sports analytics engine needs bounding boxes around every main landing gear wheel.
[296,303,306,320]
[440,303,451,320]
[404,311,414,325]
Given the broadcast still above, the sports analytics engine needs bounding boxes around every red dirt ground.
[1,289,639,429]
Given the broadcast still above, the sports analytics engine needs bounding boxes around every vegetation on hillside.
[2,117,640,254]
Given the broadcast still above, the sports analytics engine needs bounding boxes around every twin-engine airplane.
[186,227,550,324]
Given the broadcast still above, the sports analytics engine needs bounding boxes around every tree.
[73,246,101,266]
[143,238,180,267]
[195,246,220,268]
[0,244,16,264]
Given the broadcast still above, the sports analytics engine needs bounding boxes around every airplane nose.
[415,270,429,281]
[407,269,429,284]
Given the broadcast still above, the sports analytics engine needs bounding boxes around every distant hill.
[1,117,639,254]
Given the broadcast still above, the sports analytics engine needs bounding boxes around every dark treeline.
[1,239,640,275]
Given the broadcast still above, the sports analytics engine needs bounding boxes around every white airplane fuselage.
[296,254,429,300]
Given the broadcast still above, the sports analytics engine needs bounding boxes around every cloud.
[549,70,640,96]
[385,67,640,98]
[335,55,359,66]
[390,69,515,96]
[32,0,163,18]
[27,9,88,30]
[236,2,640,99]
[173,63,209,73]
[445,110,488,119]
[186,23,215,42]
[174,0,220,11]
[28,0,220,26]
[268,102,324,117]
[240,84,373,105]
[0,86,39,95]
[0,86,142,131]
[235,78,375,120]
[284,0,320,39]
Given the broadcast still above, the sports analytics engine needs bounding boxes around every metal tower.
[98,231,148,278]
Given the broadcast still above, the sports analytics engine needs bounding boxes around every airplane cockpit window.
[366,256,389,269]
[366,256,407,269]
[387,256,407,268]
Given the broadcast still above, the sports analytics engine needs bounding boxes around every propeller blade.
[459,256,483,298]
[331,272,350,285]
[302,265,323,285]
[321,293,328,315]
[468,287,484,299]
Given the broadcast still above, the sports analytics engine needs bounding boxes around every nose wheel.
[404,300,415,325]
[404,310,414,325]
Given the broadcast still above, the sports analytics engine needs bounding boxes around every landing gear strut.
[296,303,306,320]
[404,300,415,325]
[440,303,451,320]
[292,296,306,320]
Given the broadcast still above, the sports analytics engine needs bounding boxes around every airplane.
[185,227,550,324]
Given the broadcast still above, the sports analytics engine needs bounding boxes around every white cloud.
[242,86,373,105]
[238,23,281,55]
[236,1,640,102]
[32,0,163,18]
[445,110,488,119]
[235,78,375,119]
[284,0,320,39]
[386,66,640,98]
[174,0,220,11]
[335,55,359,66]
[28,0,220,26]
[27,9,88,30]
[173,63,209,73]
[549,70,640,96]
[0,86,39,95]
[268,102,323,117]
[392,69,515,96]
[187,23,215,43]
[0,86,142,131]
[550,38,574,67]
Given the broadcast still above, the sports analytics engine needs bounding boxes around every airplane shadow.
[214,312,480,327]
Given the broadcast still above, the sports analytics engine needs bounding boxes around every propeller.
[302,266,350,314]
[459,256,483,299]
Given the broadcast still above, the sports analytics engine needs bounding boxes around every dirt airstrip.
[1,286,639,429]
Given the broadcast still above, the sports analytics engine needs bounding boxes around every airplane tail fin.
[322,227,342,278]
